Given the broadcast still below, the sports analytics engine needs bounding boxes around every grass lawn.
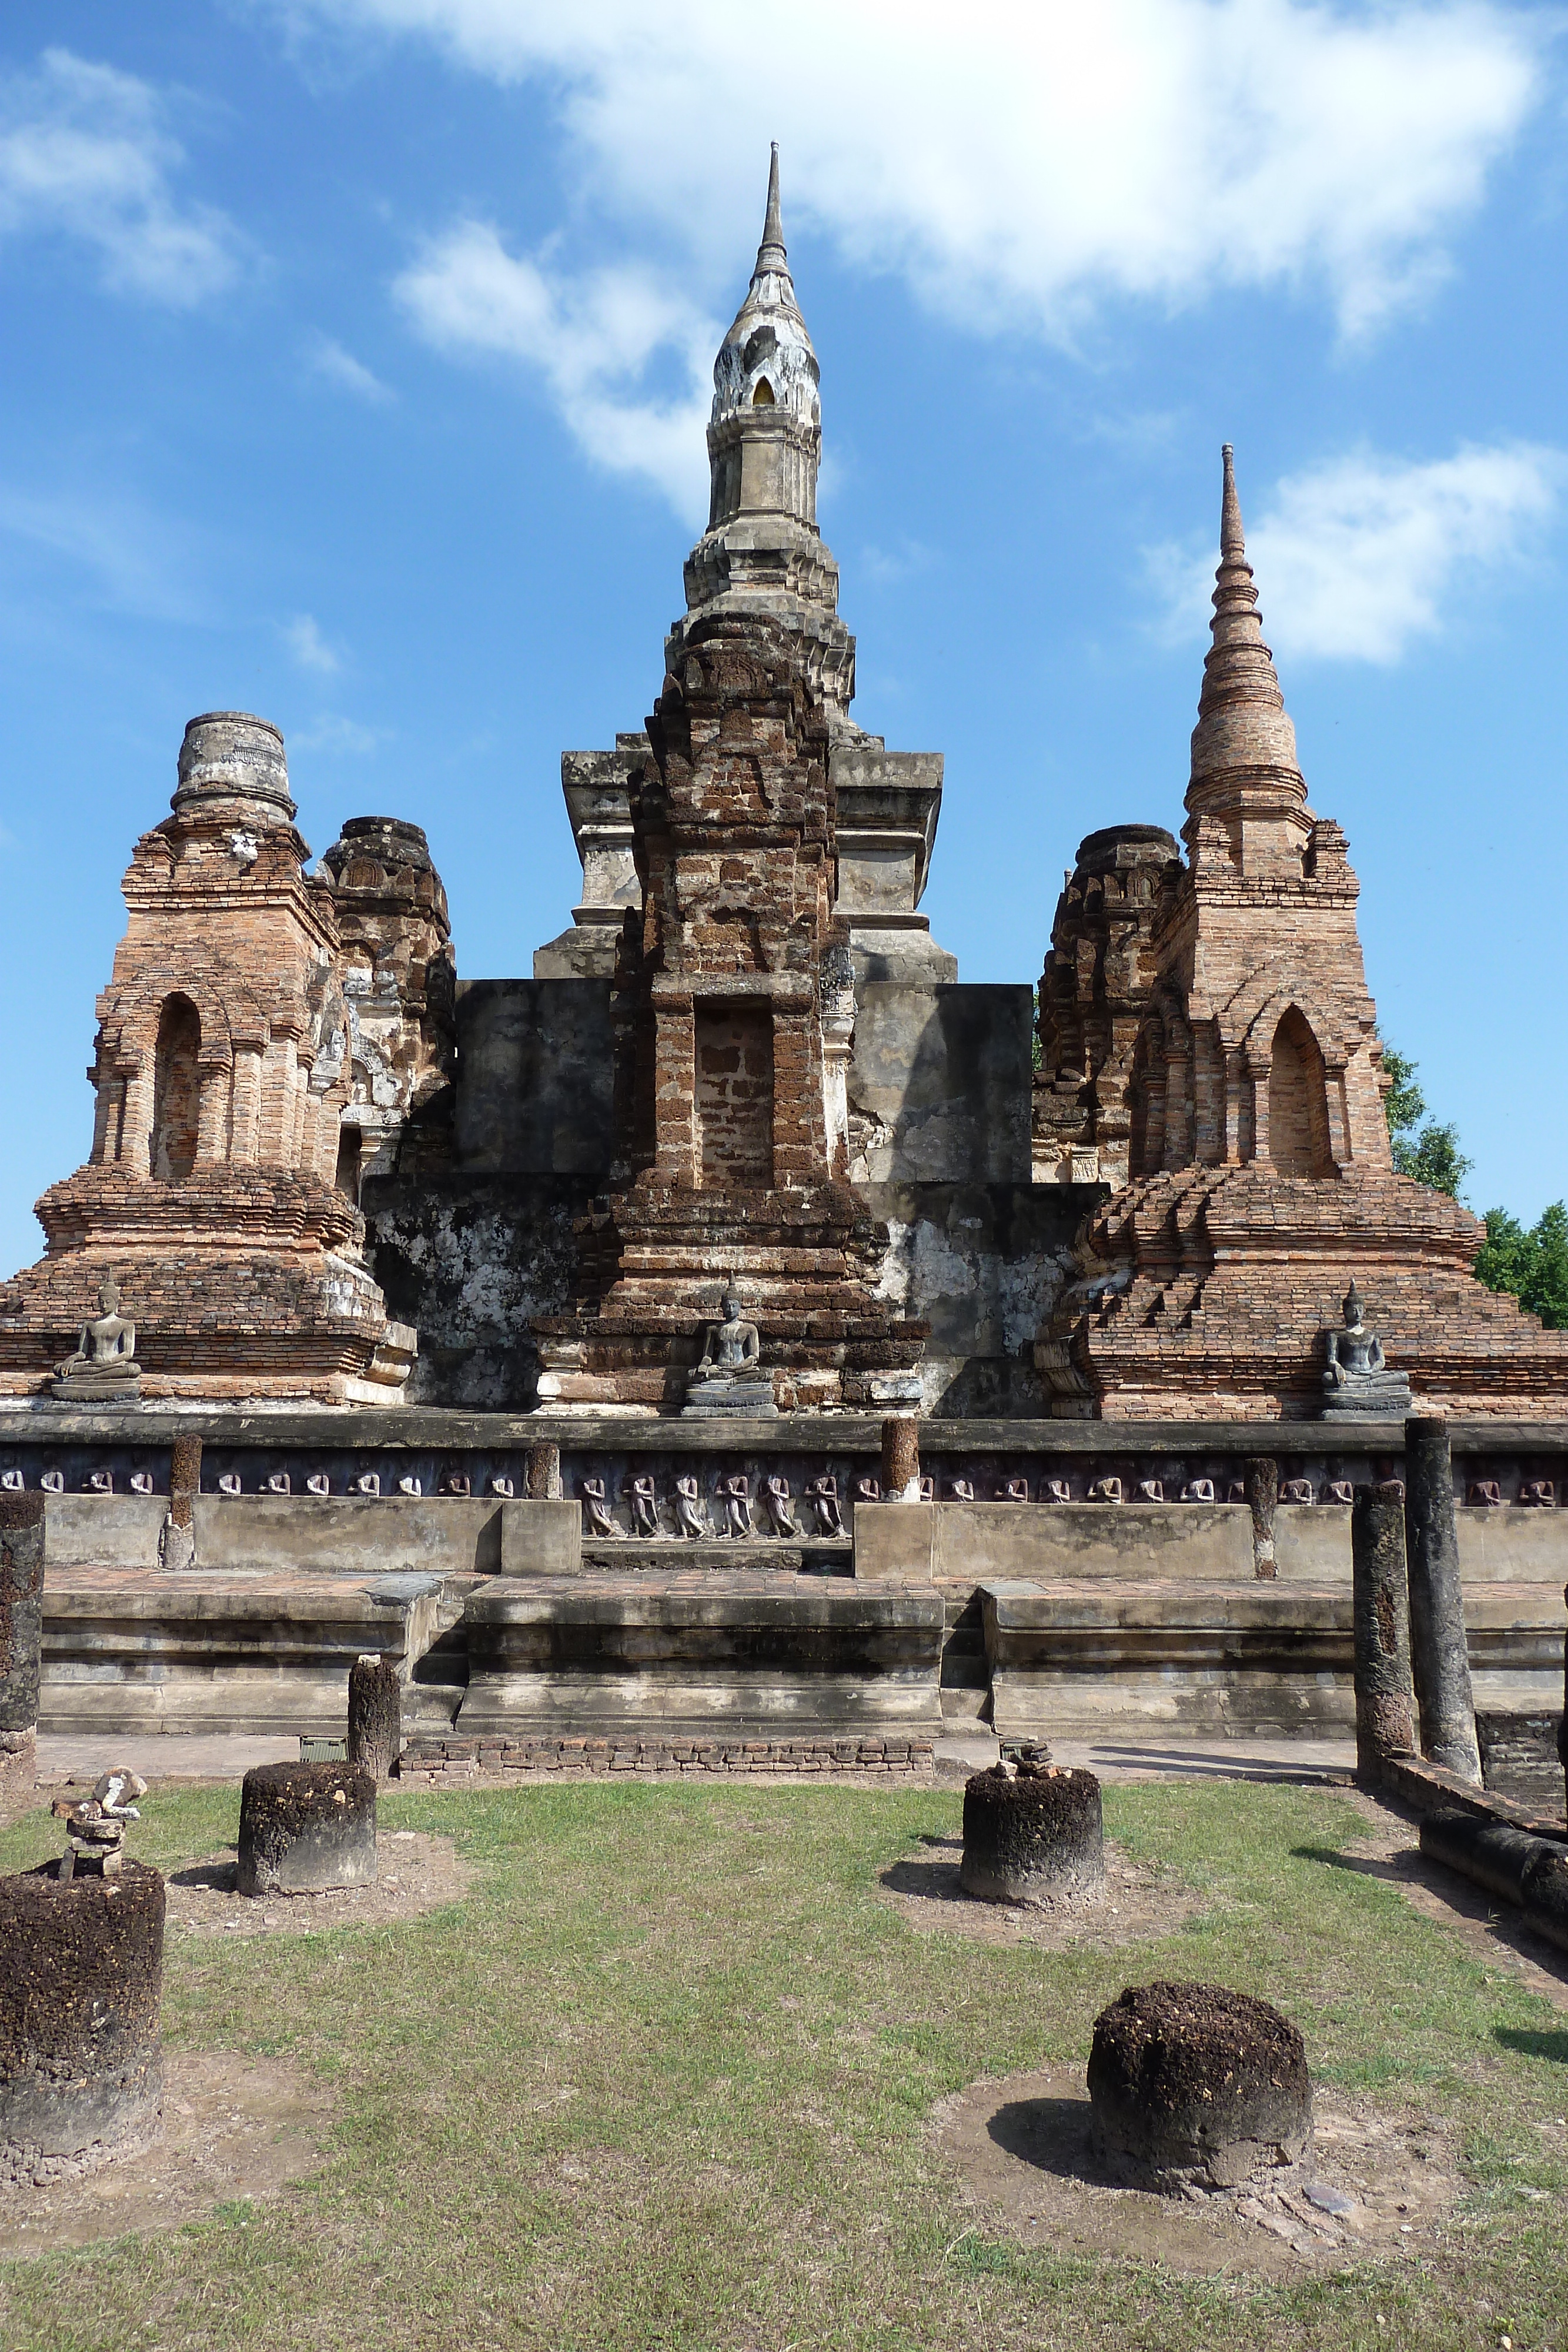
[1,1775,1565,2352]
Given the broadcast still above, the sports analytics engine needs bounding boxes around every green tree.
[1380,1047,1472,1199]
[1473,1202,1568,1330]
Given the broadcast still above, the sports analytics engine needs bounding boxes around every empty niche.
[151,994,202,1182]
[695,1004,773,1188]
[1267,1007,1333,1176]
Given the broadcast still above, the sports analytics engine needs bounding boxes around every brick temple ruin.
[0,153,1563,1773]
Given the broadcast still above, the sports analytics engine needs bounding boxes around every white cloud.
[0,480,205,621]
[283,613,342,673]
[290,713,386,754]
[0,49,243,304]
[283,0,1540,340]
[307,334,393,402]
[394,220,714,520]
[860,539,934,587]
[1146,442,1567,664]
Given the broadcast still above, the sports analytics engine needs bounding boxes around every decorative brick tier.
[1044,1166,1568,1421]
[398,1733,934,1780]
[539,1179,924,1412]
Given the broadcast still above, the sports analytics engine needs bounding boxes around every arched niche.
[1268,1007,1333,1176]
[151,994,202,1182]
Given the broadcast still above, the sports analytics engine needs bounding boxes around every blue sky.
[1,0,1564,1279]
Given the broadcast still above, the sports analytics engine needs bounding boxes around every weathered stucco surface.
[362,1175,590,1408]
[863,1182,1098,1416]
[453,980,614,1177]
[848,985,1032,1184]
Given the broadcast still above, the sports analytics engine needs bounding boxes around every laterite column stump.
[1088,1981,1312,2191]
[960,1753,1105,1909]
[347,1653,401,1785]
[237,1760,377,1898]
[0,1860,165,2185]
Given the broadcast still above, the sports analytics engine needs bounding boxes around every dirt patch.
[165,1829,469,1936]
[880,1836,1201,1950]
[1312,1788,1568,2017]
[0,2049,329,2257]
[934,2063,1472,2278]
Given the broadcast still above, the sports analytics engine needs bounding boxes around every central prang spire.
[670,145,856,733]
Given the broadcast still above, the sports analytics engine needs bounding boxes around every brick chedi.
[1034,824,1182,1186]
[0,716,426,1404]
[533,158,926,1413]
[1037,448,1568,1420]
[318,816,456,1190]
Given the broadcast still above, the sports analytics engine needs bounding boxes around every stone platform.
[19,1442,1566,1750]
[42,1565,470,1738]
[458,1571,945,1740]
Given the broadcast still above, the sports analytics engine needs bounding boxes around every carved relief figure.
[762,1475,797,1536]
[807,1475,845,1536]
[674,1475,708,1538]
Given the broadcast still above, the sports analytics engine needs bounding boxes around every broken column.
[1087,1981,1312,2191]
[0,1860,165,2184]
[1245,1456,1278,1580]
[526,1441,562,1501]
[1403,1415,1482,1784]
[347,1653,401,1784]
[159,1432,201,1572]
[236,1761,377,1897]
[0,1492,44,1809]
[960,1753,1105,1909]
[1351,1479,1417,1778]
[881,1416,921,1505]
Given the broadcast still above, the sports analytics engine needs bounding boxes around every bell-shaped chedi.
[1038,450,1568,1419]
[0,715,420,1404]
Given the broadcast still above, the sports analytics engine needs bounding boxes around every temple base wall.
[17,1441,1564,1749]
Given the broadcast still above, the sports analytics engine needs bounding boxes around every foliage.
[1380,1047,1472,1198]
[1474,1200,1568,1329]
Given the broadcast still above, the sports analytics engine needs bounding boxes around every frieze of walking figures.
[0,1461,1554,1508]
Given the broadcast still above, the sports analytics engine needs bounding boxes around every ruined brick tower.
[0,716,439,1402]
[534,155,925,1412]
[1038,447,1568,1418]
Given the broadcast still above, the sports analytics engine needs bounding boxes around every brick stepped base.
[399,1733,934,1780]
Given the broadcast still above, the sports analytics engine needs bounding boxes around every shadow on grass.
[1495,2026,1568,2066]
[988,2096,1121,2187]
[1291,1843,1408,1882]
[882,1852,972,1905]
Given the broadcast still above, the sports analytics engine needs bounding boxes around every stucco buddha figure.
[1320,1281,1412,1419]
[684,1290,778,1418]
[52,1276,143,1402]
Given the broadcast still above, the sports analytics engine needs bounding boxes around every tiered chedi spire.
[1036,443,1568,1419]
[670,146,857,735]
[1185,445,1310,877]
